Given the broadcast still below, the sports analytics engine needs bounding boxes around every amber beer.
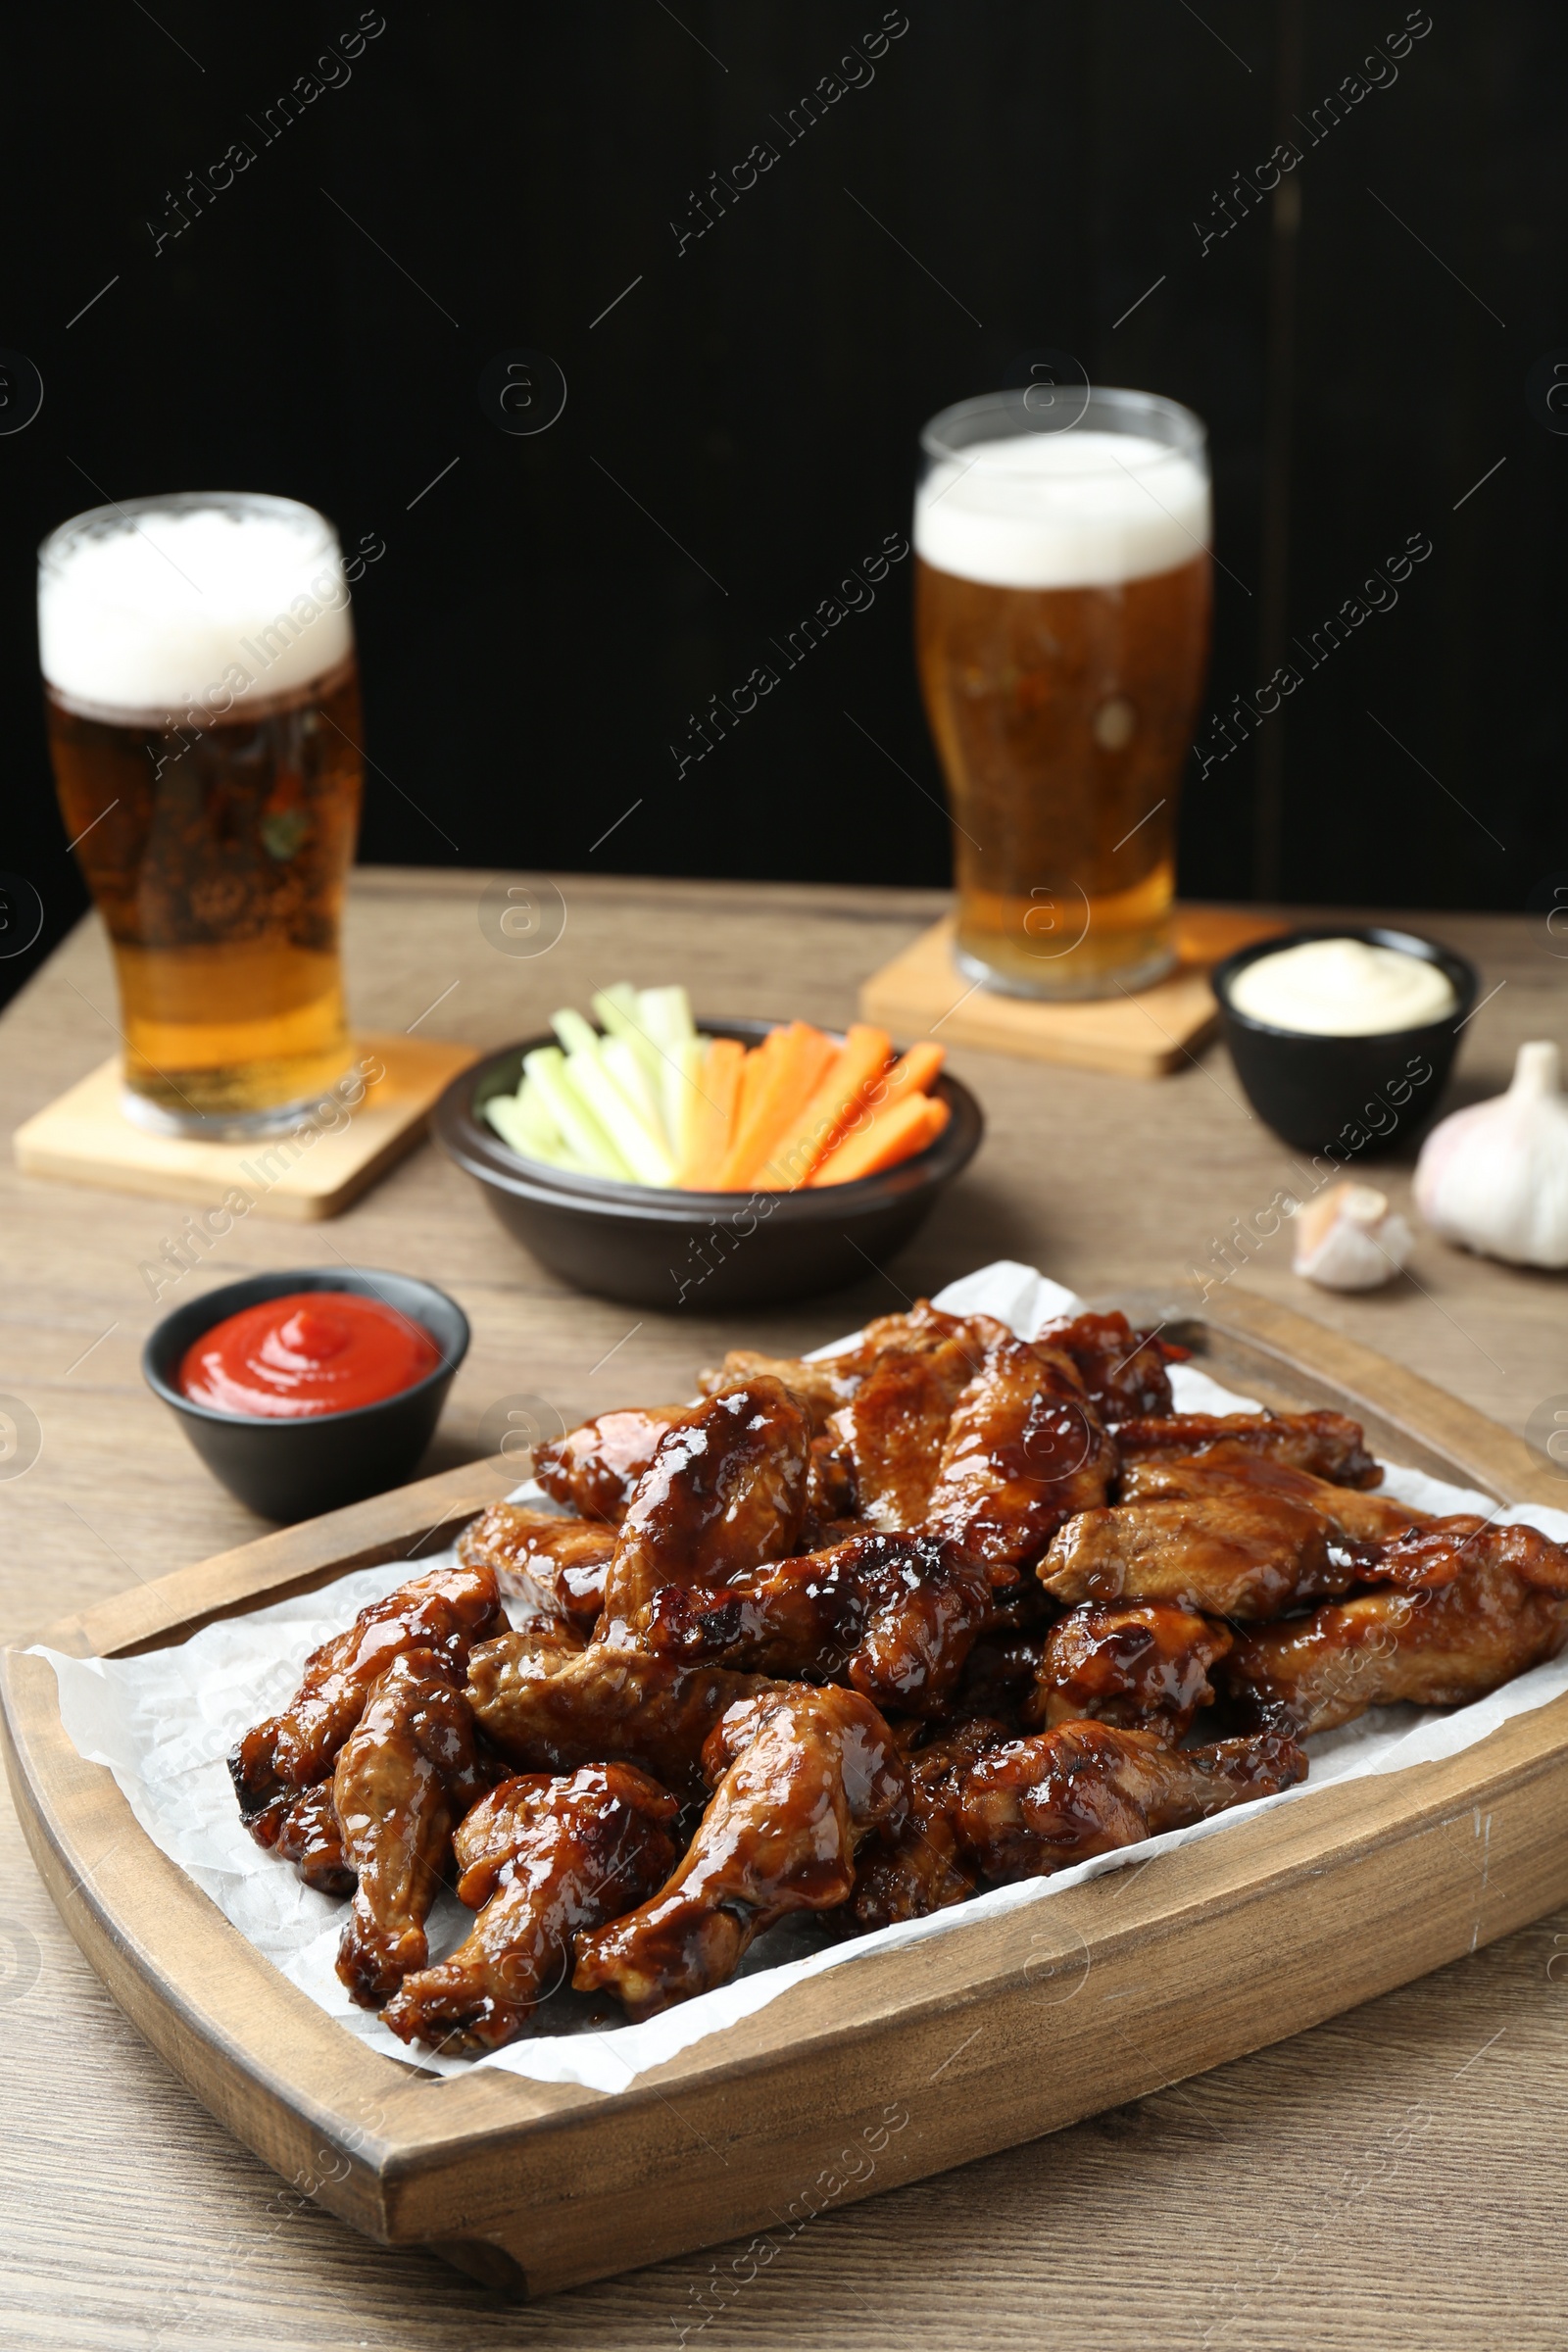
[39,493,363,1132]
[915,390,1211,997]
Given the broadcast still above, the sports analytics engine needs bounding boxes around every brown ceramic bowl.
[431,1018,984,1311]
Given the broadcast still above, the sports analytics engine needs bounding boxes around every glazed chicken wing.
[823,1340,982,1531]
[857,1717,1303,1916]
[852,1718,1004,1929]
[273,1779,354,1896]
[1035,1310,1178,1422]
[698,1348,863,1431]
[458,1502,613,1635]
[533,1404,695,1524]
[228,1560,501,1838]
[954,1722,1306,1883]
[637,1530,1003,1715]
[383,1764,679,2054]
[597,1376,812,1636]
[923,1334,1116,1571]
[332,1648,490,2006]
[572,1684,906,2019]
[697,1303,1006,1439]
[1025,1602,1234,1739]
[1117,1442,1424,1545]
[1114,1409,1381,1489]
[1222,1516,1568,1735]
[466,1631,768,1796]
[813,1305,1001,1528]
[1040,1488,1352,1620]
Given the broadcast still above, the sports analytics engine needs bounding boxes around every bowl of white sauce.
[1210,927,1479,1155]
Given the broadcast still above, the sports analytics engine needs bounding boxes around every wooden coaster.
[12,1032,478,1219]
[859,907,1288,1079]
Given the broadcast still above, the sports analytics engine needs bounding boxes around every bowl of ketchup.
[143,1268,469,1522]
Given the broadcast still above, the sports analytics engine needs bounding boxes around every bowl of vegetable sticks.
[431,983,983,1310]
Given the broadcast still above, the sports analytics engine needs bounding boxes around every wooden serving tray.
[4,1296,1566,2300]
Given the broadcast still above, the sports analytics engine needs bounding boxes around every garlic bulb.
[1292,1182,1414,1291]
[1413,1041,1568,1269]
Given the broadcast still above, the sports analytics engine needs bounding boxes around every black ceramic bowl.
[1211,926,1480,1156]
[432,1019,985,1311]
[143,1267,469,1522]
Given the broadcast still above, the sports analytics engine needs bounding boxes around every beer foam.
[914,430,1210,589]
[38,497,353,715]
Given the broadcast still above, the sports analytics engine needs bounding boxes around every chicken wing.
[1117,1442,1424,1545]
[954,1721,1306,1883]
[228,1560,501,1838]
[332,1648,490,2006]
[923,1334,1116,1571]
[697,1302,1007,1435]
[273,1779,354,1896]
[572,1684,906,2019]
[382,1764,679,2054]
[1025,1602,1234,1738]
[597,1375,812,1636]
[852,1718,1004,1929]
[1035,1310,1178,1422]
[458,1502,613,1635]
[636,1529,1003,1715]
[1039,1488,1352,1620]
[1222,1516,1568,1735]
[698,1348,863,1431]
[466,1631,768,1796]
[1114,1409,1381,1489]
[817,1310,998,1530]
[533,1403,695,1524]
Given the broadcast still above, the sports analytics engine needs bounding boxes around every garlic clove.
[1292,1181,1414,1292]
[1413,1040,1568,1270]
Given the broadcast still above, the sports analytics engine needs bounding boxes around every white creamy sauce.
[1227,938,1456,1035]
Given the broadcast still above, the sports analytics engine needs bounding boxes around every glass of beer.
[914,387,1211,998]
[38,491,363,1134]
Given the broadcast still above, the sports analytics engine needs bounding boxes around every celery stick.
[662,1033,705,1169]
[637,984,696,1050]
[522,1047,630,1178]
[639,983,700,1148]
[591,981,641,1033]
[593,985,665,1099]
[511,1074,568,1154]
[564,1045,674,1185]
[601,1034,666,1144]
[485,1092,591,1171]
[552,1005,600,1059]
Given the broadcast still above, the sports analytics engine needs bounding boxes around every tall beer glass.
[38,492,363,1133]
[915,388,1211,998]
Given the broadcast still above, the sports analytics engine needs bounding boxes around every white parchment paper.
[34,1261,1568,2093]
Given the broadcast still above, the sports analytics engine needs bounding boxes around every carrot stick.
[677,1036,746,1189]
[757,1023,894,1190]
[808,1092,945,1187]
[733,1031,776,1135]
[917,1096,951,1148]
[876,1041,945,1109]
[714,1021,837,1190]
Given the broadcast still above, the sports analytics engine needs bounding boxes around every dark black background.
[4,0,1564,1007]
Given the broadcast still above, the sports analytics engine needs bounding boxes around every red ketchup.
[177,1291,442,1419]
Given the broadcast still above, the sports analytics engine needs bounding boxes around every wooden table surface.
[3,870,1566,2351]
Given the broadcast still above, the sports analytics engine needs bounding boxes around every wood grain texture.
[858,910,1288,1077]
[3,872,1567,2347]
